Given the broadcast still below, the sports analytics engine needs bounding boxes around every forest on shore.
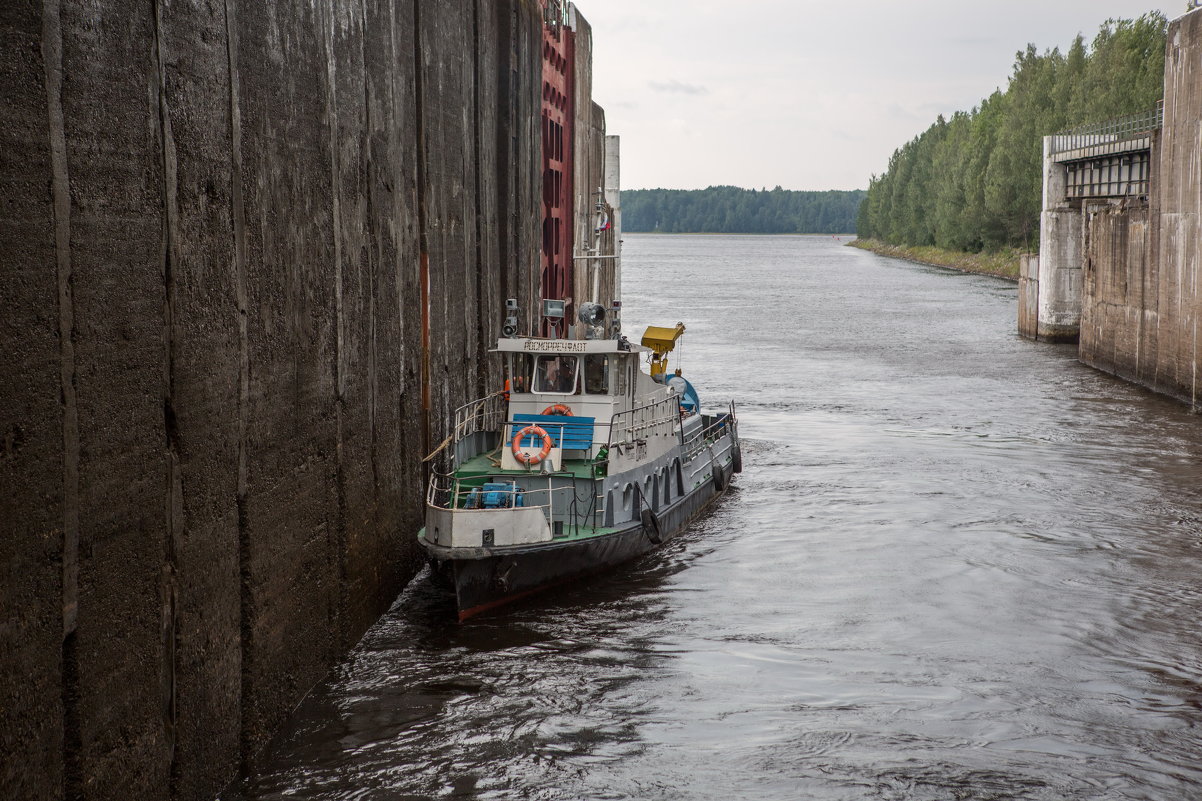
[857,13,1167,254]
[622,186,864,234]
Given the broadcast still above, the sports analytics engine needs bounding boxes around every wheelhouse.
[497,338,651,454]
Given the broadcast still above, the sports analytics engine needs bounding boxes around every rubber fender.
[641,508,663,544]
[732,445,743,474]
[712,461,726,491]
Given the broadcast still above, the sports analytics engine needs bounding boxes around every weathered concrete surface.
[0,0,547,799]
[0,2,67,796]
[234,0,358,777]
[494,0,544,338]
[156,2,243,795]
[1036,208,1084,342]
[1018,253,1040,339]
[59,3,174,797]
[1033,134,1086,343]
[1069,10,1201,405]
[1079,201,1157,385]
[567,9,618,319]
[1151,9,1202,405]
[604,134,622,302]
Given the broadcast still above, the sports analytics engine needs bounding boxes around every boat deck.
[454,450,601,482]
[444,451,613,543]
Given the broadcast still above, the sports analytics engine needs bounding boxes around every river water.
[232,235,1202,800]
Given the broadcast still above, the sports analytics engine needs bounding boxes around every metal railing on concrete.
[1048,102,1163,160]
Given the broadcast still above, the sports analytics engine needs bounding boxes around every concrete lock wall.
[568,10,614,316]
[1074,9,1202,406]
[1149,9,1202,405]
[566,9,618,324]
[1035,9,1202,408]
[0,1,546,799]
[572,98,618,312]
[1079,200,1157,384]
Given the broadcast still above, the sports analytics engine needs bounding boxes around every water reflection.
[232,236,1202,801]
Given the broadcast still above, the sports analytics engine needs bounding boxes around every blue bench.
[510,414,596,451]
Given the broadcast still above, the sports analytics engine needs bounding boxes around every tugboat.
[418,313,741,620]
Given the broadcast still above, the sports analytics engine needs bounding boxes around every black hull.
[424,461,734,620]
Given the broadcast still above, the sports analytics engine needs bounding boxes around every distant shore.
[848,239,1020,281]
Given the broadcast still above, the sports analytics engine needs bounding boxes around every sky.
[582,1,1189,192]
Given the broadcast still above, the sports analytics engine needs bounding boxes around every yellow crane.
[640,322,686,380]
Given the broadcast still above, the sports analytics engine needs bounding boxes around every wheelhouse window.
[615,355,630,397]
[507,353,533,393]
[584,354,610,395]
[533,354,579,394]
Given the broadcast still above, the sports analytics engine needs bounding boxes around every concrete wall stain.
[0,1,558,798]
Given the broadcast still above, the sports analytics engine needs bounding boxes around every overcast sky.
[583,1,1188,191]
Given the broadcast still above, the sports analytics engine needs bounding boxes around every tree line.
[858,13,1167,253]
[622,186,864,234]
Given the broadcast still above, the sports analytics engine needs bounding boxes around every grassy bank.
[848,238,1021,281]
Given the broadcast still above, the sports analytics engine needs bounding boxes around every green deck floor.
[446,451,614,542]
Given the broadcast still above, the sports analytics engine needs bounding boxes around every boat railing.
[452,391,508,443]
[442,393,619,464]
[426,391,509,473]
[680,400,738,459]
[607,394,680,449]
[426,472,606,533]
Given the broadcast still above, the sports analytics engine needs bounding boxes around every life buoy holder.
[541,403,573,416]
[512,424,553,466]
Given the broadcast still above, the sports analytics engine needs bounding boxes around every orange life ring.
[512,424,553,466]
[541,403,573,416]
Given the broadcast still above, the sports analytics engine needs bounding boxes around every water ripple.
[230,235,1202,801]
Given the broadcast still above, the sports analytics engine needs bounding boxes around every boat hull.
[423,460,735,620]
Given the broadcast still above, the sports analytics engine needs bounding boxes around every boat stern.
[424,503,553,550]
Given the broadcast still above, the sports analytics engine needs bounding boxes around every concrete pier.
[1033,136,1084,342]
[1036,208,1084,342]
